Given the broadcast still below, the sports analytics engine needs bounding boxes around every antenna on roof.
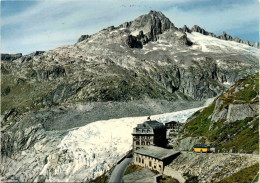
[147,116,151,121]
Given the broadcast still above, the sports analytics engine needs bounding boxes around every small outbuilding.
[133,146,180,173]
[164,121,182,130]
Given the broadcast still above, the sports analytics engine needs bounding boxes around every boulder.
[125,35,142,48]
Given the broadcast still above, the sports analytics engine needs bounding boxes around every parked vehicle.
[193,144,213,153]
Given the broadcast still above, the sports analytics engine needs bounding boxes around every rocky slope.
[164,153,258,183]
[1,11,258,126]
[176,73,259,153]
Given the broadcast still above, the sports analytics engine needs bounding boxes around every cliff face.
[179,73,259,153]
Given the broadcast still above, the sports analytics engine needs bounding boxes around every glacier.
[40,98,214,182]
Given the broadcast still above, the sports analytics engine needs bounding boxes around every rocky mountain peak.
[121,11,175,42]
[148,10,164,16]
[218,31,233,40]
[191,25,209,35]
[182,25,191,33]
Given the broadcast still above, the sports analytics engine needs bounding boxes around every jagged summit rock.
[75,10,258,48]
[218,31,233,40]
[122,10,175,32]
[182,25,191,33]
[191,25,208,35]
[120,10,175,42]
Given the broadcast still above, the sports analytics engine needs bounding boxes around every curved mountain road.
[109,158,132,183]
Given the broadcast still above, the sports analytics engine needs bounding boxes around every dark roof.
[144,120,165,129]
[134,146,180,160]
[194,144,210,148]
[165,121,178,124]
[132,120,165,135]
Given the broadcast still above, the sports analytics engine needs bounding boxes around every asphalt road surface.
[109,158,132,183]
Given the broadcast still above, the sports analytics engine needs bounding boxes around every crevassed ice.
[44,98,214,182]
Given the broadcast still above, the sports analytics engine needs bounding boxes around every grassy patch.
[89,173,109,183]
[183,73,259,153]
[216,117,259,153]
[217,163,259,183]
[1,75,57,115]
[124,163,143,175]
[159,175,179,183]
[218,73,259,110]
[183,100,216,136]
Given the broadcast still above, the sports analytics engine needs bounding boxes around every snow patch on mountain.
[187,32,259,57]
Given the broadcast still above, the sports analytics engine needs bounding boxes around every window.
[136,141,140,145]
[136,157,138,162]
[147,142,150,145]
[141,142,145,145]
[142,159,144,164]
[149,161,152,167]
[139,158,141,163]
[154,165,156,169]
[147,136,150,139]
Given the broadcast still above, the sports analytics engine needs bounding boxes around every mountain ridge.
[2,11,258,59]
[75,11,259,49]
[1,11,258,125]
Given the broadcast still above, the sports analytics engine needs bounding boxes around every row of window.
[136,141,150,145]
[135,157,161,170]
[135,129,151,133]
[135,135,151,139]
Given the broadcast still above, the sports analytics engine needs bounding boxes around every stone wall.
[163,166,185,183]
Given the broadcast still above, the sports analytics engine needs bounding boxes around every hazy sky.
[1,0,259,54]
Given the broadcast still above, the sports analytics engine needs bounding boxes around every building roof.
[133,120,165,135]
[134,146,180,160]
[144,120,165,129]
[165,121,178,124]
